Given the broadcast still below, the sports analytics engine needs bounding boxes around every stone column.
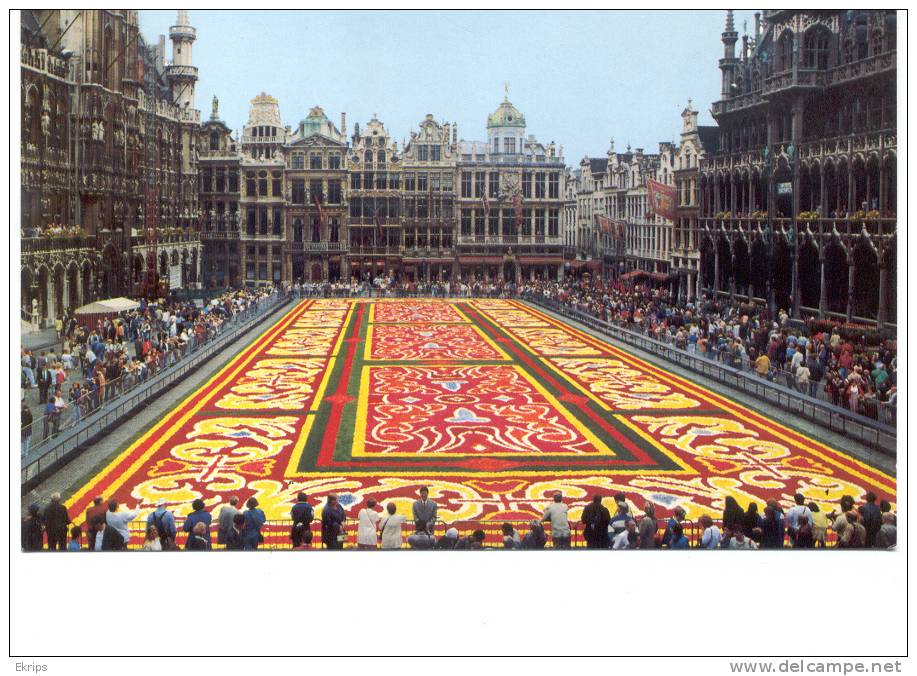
[846,257,856,322]
[791,233,801,319]
[818,255,827,317]
[713,246,720,295]
[877,261,888,328]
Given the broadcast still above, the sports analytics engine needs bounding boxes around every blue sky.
[140,9,756,163]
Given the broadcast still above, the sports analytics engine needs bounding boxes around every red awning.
[519,256,562,265]
[620,270,671,282]
[458,256,504,264]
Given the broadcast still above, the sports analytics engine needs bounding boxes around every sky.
[140,9,757,163]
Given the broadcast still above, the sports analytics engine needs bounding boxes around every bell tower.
[167,10,198,111]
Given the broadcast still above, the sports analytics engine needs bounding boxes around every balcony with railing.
[20,45,71,79]
[21,234,96,255]
[401,247,455,259]
[457,234,563,246]
[698,215,896,241]
[295,241,347,252]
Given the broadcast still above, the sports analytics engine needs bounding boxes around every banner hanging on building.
[646,178,676,221]
[594,214,626,241]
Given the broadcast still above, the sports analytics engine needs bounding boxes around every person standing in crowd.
[637,502,658,549]
[289,493,314,548]
[183,498,212,550]
[743,503,763,545]
[661,506,687,548]
[728,527,757,550]
[357,499,381,550]
[67,526,83,551]
[84,496,107,550]
[142,525,163,551]
[808,503,830,547]
[146,499,176,550]
[699,515,721,550]
[21,504,44,551]
[542,492,571,549]
[21,403,32,458]
[217,496,241,547]
[721,496,745,533]
[793,516,815,549]
[501,523,522,549]
[241,497,266,551]
[224,514,245,551]
[104,498,141,550]
[608,501,633,542]
[859,492,882,547]
[612,520,637,549]
[380,502,407,550]
[42,492,71,551]
[412,486,437,534]
[784,493,813,545]
[522,520,547,549]
[321,494,346,550]
[669,523,690,549]
[581,495,611,548]
[875,513,897,549]
[761,504,785,549]
[187,522,212,551]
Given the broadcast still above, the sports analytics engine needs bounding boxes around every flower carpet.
[66,298,895,534]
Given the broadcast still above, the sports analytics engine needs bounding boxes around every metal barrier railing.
[46,513,838,551]
[20,291,294,491]
[521,294,897,456]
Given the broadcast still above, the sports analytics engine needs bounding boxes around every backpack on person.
[150,511,175,550]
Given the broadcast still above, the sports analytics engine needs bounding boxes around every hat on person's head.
[156,498,166,507]
[446,527,459,539]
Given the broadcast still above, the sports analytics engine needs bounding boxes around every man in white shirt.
[784,493,813,543]
[542,492,571,549]
[729,529,758,550]
[700,515,721,549]
[105,499,141,548]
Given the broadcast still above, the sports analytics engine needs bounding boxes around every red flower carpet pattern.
[66,299,895,535]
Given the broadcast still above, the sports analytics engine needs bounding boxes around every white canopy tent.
[74,297,141,315]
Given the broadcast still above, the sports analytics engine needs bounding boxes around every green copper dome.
[487,97,526,129]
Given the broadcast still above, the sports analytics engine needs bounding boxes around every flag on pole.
[646,178,677,221]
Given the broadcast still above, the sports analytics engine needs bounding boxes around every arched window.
[377,150,386,165]
[364,149,373,164]
[777,30,795,71]
[210,131,219,150]
[803,26,831,69]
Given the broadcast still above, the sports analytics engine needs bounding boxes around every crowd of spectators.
[20,286,280,454]
[21,486,895,552]
[292,274,518,299]
[521,277,898,422]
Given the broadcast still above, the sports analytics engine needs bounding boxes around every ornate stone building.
[20,9,201,327]
[238,92,287,286]
[456,92,566,283]
[198,96,241,287]
[672,100,719,302]
[698,10,897,326]
[347,115,400,280]
[399,115,458,281]
[285,106,348,282]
